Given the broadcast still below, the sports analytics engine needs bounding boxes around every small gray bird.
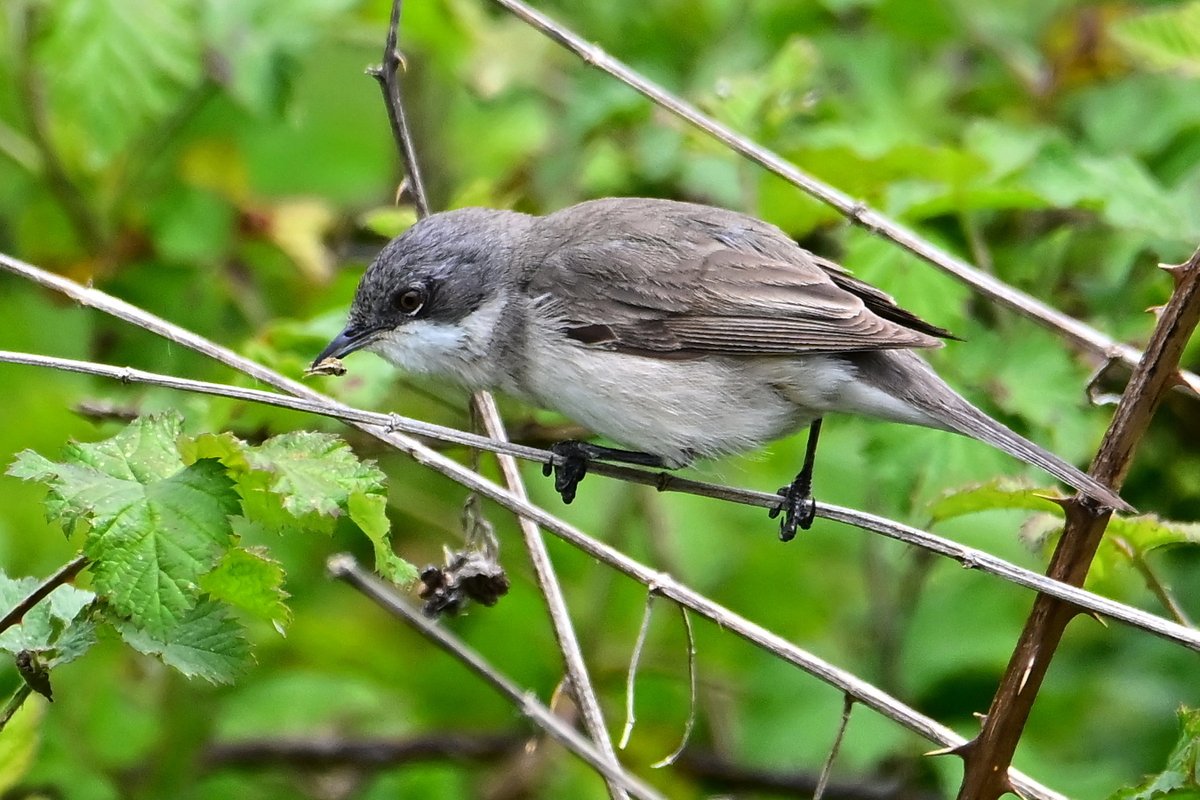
[315,197,1130,538]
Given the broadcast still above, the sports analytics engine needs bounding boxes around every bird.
[313,197,1130,539]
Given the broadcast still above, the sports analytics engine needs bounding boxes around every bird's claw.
[543,442,591,504]
[770,481,816,542]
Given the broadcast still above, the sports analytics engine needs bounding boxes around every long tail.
[857,351,1134,513]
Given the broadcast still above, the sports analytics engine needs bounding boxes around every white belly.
[516,341,854,466]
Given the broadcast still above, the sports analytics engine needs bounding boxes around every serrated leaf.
[86,459,238,636]
[1109,707,1200,799]
[1112,2,1200,77]
[179,431,251,472]
[348,492,417,585]
[10,415,239,637]
[37,0,204,164]
[118,598,251,685]
[929,479,1067,524]
[244,432,387,519]
[199,545,291,631]
[0,570,95,656]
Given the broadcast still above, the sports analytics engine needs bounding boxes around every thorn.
[972,711,987,723]
[1158,260,1191,288]
[1146,304,1166,319]
[1037,493,1073,511]
[1087,611,1108,628]
[925,741,972,758]
[394,178,410,205]
[1018,652,1036,694]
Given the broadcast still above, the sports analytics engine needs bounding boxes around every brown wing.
[525,198,955,358]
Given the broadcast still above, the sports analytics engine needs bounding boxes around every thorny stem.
[957,248,1200,800]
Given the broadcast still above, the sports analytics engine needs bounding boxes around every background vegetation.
[0,0,1198,797]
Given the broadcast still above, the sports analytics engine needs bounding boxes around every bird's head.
[313,208,532,371]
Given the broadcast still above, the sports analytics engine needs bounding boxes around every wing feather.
[525,198,954,357]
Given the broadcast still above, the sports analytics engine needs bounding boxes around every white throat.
[367,294,506,390]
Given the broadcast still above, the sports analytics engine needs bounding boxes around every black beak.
[312,326,375,366]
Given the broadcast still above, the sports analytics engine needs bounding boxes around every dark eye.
[394,287,425,315]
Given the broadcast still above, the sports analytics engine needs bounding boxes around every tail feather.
[856,351,1134,513]
[937,400,1134,513]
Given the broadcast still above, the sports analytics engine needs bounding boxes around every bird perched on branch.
[314,197,1130,539]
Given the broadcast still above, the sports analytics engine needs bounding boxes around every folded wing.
[526,198,954,358]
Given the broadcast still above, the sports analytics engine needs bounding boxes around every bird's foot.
[542,441,667,505]
[769,478,816,542]
[543,441,594,504]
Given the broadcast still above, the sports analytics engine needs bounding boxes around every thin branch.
[486,0,1200,399]
[367,0,429,217]
[814,696,855,800]
[474,392,628,799]
[2,347,1198,659]
[649,604,696,769]
[620,590,656,750]
[326,554,664,800]
[0,555,89,635]
[958,247,1200,800]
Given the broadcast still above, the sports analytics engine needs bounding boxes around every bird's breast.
[517,337,830,464]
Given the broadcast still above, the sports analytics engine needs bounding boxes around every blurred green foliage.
[0,0,1198,797]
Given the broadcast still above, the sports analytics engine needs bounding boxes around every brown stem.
[957,249,1200,800]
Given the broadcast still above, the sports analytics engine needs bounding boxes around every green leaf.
[348,492,417,585]
[245,432,385,518]
[85,458,238,637]
[929,479,1067,524]
[1112,3,1200,77]
[36,0,204,164]
[1107,515,1200,556]
[199,544,291,632]
[10,415,239,637]
[0,570,95,656]
[117,598,251,685]
[1110,707,1200,799]
[182,428,415,581]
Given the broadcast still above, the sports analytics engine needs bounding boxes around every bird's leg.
[543,441,666,504]
[769,418,823,542]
